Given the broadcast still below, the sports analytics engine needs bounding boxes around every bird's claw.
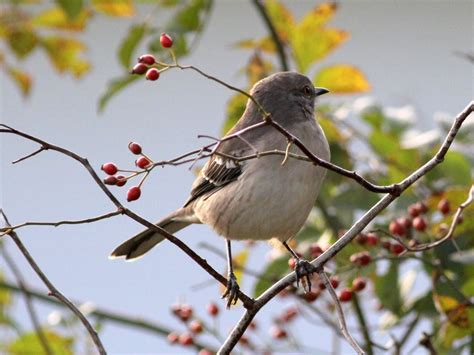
[295,259,316,293]
[222,273,240,309]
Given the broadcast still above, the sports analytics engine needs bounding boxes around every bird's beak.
[314,87,330,97]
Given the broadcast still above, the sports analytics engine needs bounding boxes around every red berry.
[146,68,160,81]
[412,216,427,231]
[167,332,179,344]
[135,156,151,169]
[127,186,141,202]
[330,276,340,289]
[138,54,156,65]
[438,199,450,215]
[178,333,193,346]
[338,288,353,302]
[303,290,320,302]
[239,335,249,346]
[389,220,406,236]
[207,302,219,317]
[131,63,148,75]
[288,258,296,270]
[352,277,367,292]
[281,307,298,322]
[171,303,181,316]
[249,321,257,330]
[356,233,368,245]
[391,243,405,255]
[160,33,173,48]
[179,304,193,322]
[350,251,371,266]
[310,243,323,258]
[366,232,378,246]
[398,217,412,229]
[199,350,213,355]
[381,241,392,250]
[417,201,428,214]
[189,320,203,333]
[270,325,287,339]
[116,175,126,187]
[128,142,142,155]
[104,175,117,185]
[408,204,421,217]
[101,162,118,175]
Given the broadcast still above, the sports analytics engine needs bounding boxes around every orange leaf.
[314,64,370,94]
[92,0,135,17]
[7,67,32,97]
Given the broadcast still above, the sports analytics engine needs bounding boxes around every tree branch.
[251,0,289,71]
[351,293,373,355]
[0,210,107,355]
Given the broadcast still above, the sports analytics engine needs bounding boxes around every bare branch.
[0,210,107,355]
[12,146,47,164]
[0,210,123,236]
[0,247,53,355]
[251,0,289,71]
[318,269,365,354]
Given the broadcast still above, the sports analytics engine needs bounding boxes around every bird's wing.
[183,154,242,207]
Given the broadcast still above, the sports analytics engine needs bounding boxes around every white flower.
[352,96,377,115]
[401,129,440,149]
[383,105,417,124]
[47,311,62,326]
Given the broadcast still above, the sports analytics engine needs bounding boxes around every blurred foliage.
[1,1,473,354]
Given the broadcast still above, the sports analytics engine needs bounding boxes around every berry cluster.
[131,33,174,81]
[100,142,155,202]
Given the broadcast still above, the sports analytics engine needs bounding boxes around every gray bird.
[110,72,330,307]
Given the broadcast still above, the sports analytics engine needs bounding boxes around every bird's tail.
[109,209,194,261]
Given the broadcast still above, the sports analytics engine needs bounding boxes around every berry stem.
[137,170,150,188]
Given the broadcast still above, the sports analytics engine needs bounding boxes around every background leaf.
[55,0,84,20]
[314,64,370,94]
[118,24,147,69]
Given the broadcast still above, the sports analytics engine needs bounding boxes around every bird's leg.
[282,241,315,292]
[221,239,240,308]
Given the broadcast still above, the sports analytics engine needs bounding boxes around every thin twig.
[251,0,289,71]
[318,269,365,354]
[351,293,373,355]
[0,210,123,236]
[0,247,53,355]
[12,146,47,164]
[0,210,107,355]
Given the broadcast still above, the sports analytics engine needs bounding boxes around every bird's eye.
[303,86,313,96]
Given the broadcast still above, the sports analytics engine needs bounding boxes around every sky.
[1,1,473,354]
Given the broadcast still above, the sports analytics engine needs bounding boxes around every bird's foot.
[295,259,316,293]
[222,272,240,309]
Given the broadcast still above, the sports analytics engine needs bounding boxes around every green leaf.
[8,331,74,355]
[222,93,246,135]
[361,107,384,129]
[314,64,370,94]
[254,256,289,297]
[55,0,84,20]
[7,29,38,59]
[167,0,211,33]
[118,24,147,69]
[264,0,294,43]
[374,260,403,316]
[98,74,140,113]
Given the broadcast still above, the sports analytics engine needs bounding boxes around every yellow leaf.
[7,67,32,97]
[32,7,90,31]
[299,2,338,29]
[246,52,273,85]
[292,27,349,73]
[219,249,250,297]
[92,0,135,17]
[264,0,294,43]
[314,64,370,94]
[234,37,276,54]
[434,294,470,328]
[41,37,90,78]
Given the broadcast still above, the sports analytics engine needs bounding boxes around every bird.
[110,72,330,307]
